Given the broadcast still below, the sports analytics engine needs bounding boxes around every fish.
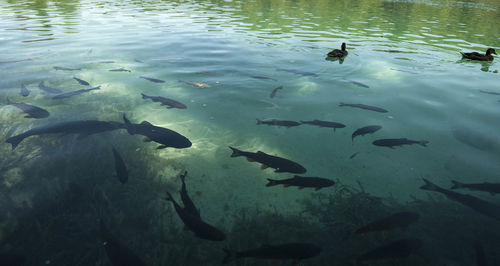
[373,138,428,148]
[352,125,382,142]
[229,146,306,174]
[356,238,422,263]
[179,171,199,218]
[112,147,128,184]
[349,152,359,159]
[450,180,500,195]
[479,90,500,96]
[256,119,301,128]
[0,252,26,266]
[0,58,32,64]
[339,102,388,113]
[98,60,115,64]
[390,68,418,74]
[109,68,131,72]
[346,79,370,88]
[73,77,90,86]
[179,80,211,88]
[165,192,226,241]
[355,212,420,234]
[52,86,101,99]
[266,176,335,190]
[54,66,81,71]
[251,75,277,81]
[20,84,30,97]
[5,120,125,150]
[420,178,500,221]
[270,85,282,98]
[222,243,322,264]
[140,76,165,83]
[277,68,318,77]
[141,93,187,109]
[38,81,62,94]
[134,59,144,63]
[123,114,192,149]
[100,220,148,266]
[300,120,346,131]
[6,98,50,119]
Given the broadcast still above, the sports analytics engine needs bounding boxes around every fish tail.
[179,171,187,183]
[450,180,464,190]
[229,146,242,157]
[420,178,439,191]
[339,102,345,107]
[256,119,262,125]
[141,93,147,99]
[266,178,280,187]
[122,114,135,135]
[419,140,429,147]
[5,135,25,150]
[165,191,174,202]
[222,248,237,264]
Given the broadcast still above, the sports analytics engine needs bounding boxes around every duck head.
[341,42,346,51]
[486,48,497,56]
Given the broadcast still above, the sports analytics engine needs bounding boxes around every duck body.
[327,42,348,58]
[461,48,496,61]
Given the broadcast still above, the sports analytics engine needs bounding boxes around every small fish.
[256,119,301,127]
[109,68,131,72]
[134,59,144,63]
[251,75,278,81]
[373,138,428,148]
[141,93,187,109]
[54,66,81,71]
[98,60,115,64]
[349,152,359,159]
[352,125,382,142]
[346,79,370,88]
[6,98,50,119]
[179,171,199,218]
[100,220,147,266]
[73,77,90,86]
[266,176,335,190]
[179,80,211,88]
[355,212,420,234]
[52,86,100,99]
[229,146,306,174]
[270,86,283,98]
[450,180,500,195]
[479,90,500,96]
[373,49,417,54]
[390,68,418,74]
[223,243,322,264]
[38,81,62,94]
[20,84,30,97]
[140,76,165,83]
[339,102,388,113]
[277,68,318,77]
[0,58,32,64]
[357,238,422,263]
[112,147,128,184]
[300,120,345,131]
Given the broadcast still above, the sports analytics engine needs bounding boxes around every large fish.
[6,98,50,119]
[352,125,382,142]
[139,76,165,83]
[20,84,30,97]
[256,119,301,128]
[100,220,148,266]
[277,68,318,77]
[373,138,428,148]
[451,180,500,195]
[223,243,321,264]
[300,120,346,131]
[73,77,90,86]
[165,192,226,241]
[339,103,388,113]
[122,115,191,149]
[229,146,306,174]
[112,147,128,184]
[52,86,101,99]
[355,212,420,234]
[5,120,125,150]
[420,178,500,221]
[356,238,422,264]
[179,171,199,218]
[38,81,62,94]
[109,68,131,72]
[266,176,335,190]
[141,93,187,109]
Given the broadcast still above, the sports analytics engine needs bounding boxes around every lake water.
[1,0,499,265]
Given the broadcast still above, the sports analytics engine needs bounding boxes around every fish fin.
[143,137,152,142]
[5,135,25,150]
[246,157,255,162]
[141,93,147,99]
[339,102,345,107]
[266,179,279,187]
[229,146,242,157]
[256,119,262,125]
[222,248,237,264]
[450,180,463,189]
[166,106,174,109]
[157,145,167,149]
[260,164,269,170]
[419,140,429,147]
[140,121,152,126]
[420,178,439,191]
[122,114,135,135]
[164,192,174,202]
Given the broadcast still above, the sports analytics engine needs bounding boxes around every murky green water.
[1,0,500,265]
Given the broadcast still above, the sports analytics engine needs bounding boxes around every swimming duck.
[327,42,348,58]
[460,48,496,61]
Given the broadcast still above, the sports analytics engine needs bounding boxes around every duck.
[327,42,348,58]
[460,48,496,61]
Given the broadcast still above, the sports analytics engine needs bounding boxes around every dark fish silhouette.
[165,192,226,241]
[355,212,420,234]
[300,120,346,131]
[100,220,147,266]
[140,76,165,83]
[251,75,277,81]
[229,146,306,174]
[357,238,422,264]
[141,93,187,109]
[352,125,382,142]
[277,68,318,77]
[451,180,500,195]
[20,84,30,97]
[6,98,49,119]
[54,66,81,71]
[270,85,282,98]
[339,102,388,113]
[112,147,128,184]
[349,152,359,159]
[479,90,500,96]
[373,138,428,148]
[73,77,90,86]
[179,171,199,218]
[420,178,500,221]
[346,79,369,88]
[0,252,26,266]
[223,243,321,264]
[266,176,335,190]
[98,60,115,64]
[38,81,62,94]
[109,68,131,72]
[52,86,100,99]
[257,119,301,127]
[5,120,124,150]
[123,115,191,149]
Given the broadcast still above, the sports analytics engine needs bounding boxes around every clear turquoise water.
[1,0,500,265]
